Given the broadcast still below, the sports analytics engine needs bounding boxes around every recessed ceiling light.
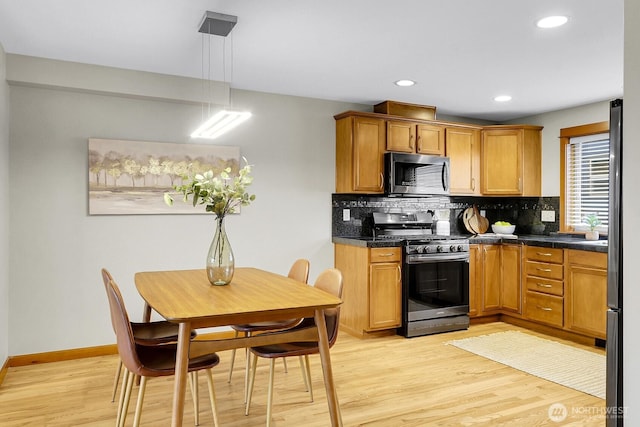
[536,15,568,29]
[395,79,416,87]
[494,95,512,102]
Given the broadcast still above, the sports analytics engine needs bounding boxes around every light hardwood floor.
[0,322,606,426]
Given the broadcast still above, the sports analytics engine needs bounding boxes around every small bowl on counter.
[491,224,516,234]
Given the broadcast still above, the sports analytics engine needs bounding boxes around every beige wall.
[0,42,9,362]
[508,101,610,196]
[6,56,366,354]
[624,0,640,419]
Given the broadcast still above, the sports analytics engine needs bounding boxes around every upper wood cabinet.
[336,114,386,193]
[386,121,445,155]
[481,125,542,196]
[445,126,481,195]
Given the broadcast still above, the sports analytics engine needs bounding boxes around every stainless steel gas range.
[373,212,470,338]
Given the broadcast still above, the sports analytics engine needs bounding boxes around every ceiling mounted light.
[536,15,568,29]
[494,95,512,102]
[191,11,251,140]
[395,79,416,87]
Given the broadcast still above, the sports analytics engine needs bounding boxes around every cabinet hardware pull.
[536,305,553,311]
[471,178,475,191]
[536,283,552,288]
[379,173,384,190]
[536,268,552,272]
[536,252,552,257]
[380,253,395,257]
[397,265,401,282]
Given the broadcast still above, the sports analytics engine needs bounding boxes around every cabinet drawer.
[525,260,563,280]
[525,276,563,296]
[525,291,563,328]
[370,247,402,263]
[526,246,563,264]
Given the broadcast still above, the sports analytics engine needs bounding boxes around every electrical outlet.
[342,209,351,221]
[541,210,555,222]
[480,210,486,217]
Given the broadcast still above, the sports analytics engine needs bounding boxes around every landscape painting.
[88,138,240,215]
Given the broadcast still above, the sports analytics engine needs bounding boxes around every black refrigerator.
[606,98,623,426]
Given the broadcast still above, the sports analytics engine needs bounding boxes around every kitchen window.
[560,121,609,233]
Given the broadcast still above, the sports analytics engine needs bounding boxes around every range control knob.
[416,245,425,254]
[450,245,457,252]
[457,245,465,252]
[436,245,444,253]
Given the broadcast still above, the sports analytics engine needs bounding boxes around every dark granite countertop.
[332,234,608,253]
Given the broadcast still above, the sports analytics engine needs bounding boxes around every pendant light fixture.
[191,11,251,140]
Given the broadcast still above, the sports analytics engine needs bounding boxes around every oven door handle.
[406,253,469,263]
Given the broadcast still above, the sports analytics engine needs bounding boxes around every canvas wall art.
[88,138,240,215]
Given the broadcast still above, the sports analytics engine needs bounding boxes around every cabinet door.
[446,127,481,195]
[386,120,415,152]
[468,245,481,317]
[416,124,445,155]
[482,245,501,312]
[369,262,402,329]
[353,117,385,192]
[501,245,522,314]
[481,128,523,195]
[565,252,607,339]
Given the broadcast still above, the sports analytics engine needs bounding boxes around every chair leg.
[189,372,199,426]
[299,356,309,392]
[227,330,239,383]
[205,369,219,427]
[116,368,129,426]
[245,353,258,416]
[266,359,276,427]
[132,376,148,427]
[119,369,135,427]
[243,331,251,404]
[111,358,122,402]
[304,355,313,402]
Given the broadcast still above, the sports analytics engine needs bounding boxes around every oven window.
[406,260,469,308]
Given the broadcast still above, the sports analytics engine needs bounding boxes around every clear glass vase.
[206,217,235,285]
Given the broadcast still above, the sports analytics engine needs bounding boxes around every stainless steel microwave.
[384,152,450,196]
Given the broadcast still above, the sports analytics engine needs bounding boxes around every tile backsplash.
[332,194,560,237]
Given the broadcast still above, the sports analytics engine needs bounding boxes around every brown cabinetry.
[564,249,607,339]
[468,244,481,317]
[334,244,402,337]
[446,126,481,195]
[523,246,564,328]
[335,114,385,193]
[478,244,521,315]
[481,125,542,196]
[386,121,445,155]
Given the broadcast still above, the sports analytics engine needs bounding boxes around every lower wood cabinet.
[476,244,522,316]
[564,249,608,339]
[334,244,402,337]
[523,246,564,328]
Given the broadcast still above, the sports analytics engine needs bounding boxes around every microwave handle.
[442,161,449,191]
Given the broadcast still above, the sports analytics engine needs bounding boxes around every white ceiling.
[0,0,624,121]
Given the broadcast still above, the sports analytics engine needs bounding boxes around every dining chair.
[101,269,197,404]
[227,258,310,402]
[245,268,343,426]
[103,276,221,427]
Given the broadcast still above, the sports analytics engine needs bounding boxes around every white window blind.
[565,132,609,231]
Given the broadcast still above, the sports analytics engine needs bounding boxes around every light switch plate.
[342,209,351,221]
[541,210,555,222]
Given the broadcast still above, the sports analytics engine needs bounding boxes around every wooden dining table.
[135,267,343,426]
